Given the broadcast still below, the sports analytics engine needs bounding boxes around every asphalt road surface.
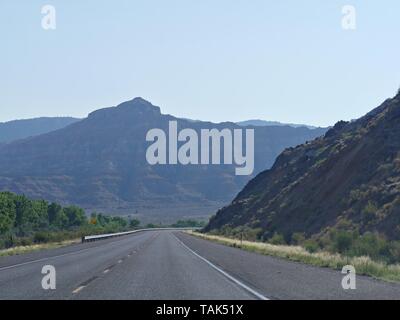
[0,230,399,300]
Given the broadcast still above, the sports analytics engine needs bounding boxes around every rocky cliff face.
[205,94,400,240]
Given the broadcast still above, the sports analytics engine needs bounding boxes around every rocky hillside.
[205,93,400,240]
[0,98,326,221]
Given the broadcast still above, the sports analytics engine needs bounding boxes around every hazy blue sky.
[1,0,399,126]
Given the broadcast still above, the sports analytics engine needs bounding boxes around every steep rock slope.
[205,94,400,240]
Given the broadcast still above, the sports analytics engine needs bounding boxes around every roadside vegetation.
[0,239,81,257]
[0,191,140,253]
[171,219,206,228]
[143,220,206,229]
[0,191,205,256]
[189,229,400,283]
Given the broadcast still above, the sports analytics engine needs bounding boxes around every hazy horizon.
[0,96,324,127]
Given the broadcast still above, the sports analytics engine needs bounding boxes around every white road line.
[0,247,94,272]
[0,232,149,272]
[72,286,86,294]
[173,234,269,301]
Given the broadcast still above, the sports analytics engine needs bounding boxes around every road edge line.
[173,233,269,301]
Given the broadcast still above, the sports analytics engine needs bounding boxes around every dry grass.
[187,231,400,283]
[0,239,80,257]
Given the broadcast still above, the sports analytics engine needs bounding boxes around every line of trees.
[0,191,138,249]
[171,219,206,228]
[0,191,207,250]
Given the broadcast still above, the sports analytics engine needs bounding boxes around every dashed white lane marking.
[0,232,150,272]
[173,234,269,301]
[72,286,86,294]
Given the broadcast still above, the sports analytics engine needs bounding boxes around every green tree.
[14,194,30,227]
[111,216,128,228]
[48,203,68,228]
[64,206,86,227]
[48,202,62,225]
[0,193,16,234]
[97,214,111,226]
[30,200,49,229]
[54,209,68,228]
[14,196,49,232]
[129,219,140,229]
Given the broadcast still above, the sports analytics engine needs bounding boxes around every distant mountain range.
[0,115,318,144]
[0,98,326,222]
[205,93,400,240]
[237,119,318,129]
[0,117,81,143]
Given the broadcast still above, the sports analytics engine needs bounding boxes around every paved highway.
[0,230,399,299]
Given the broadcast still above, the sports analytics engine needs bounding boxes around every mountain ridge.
[0,117,81,143]
[0,98,327,222]
[205,93,400,240]
[237,119,318,129]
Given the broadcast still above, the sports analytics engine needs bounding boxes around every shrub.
[304,239,319,253]
[1,235,15,249]
[269,233,286,245]
[129,219,140,228]
[362,201,378,221]
[350,232,389,261]
[33,232,50,243]
[291,232,305,245]
[16,237,33,246]
[145,223,158,229]
[242,228,263,241]
[388,241,400,264]
[328,229,354,254]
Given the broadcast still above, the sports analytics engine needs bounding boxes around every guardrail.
[81,227,201,243]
